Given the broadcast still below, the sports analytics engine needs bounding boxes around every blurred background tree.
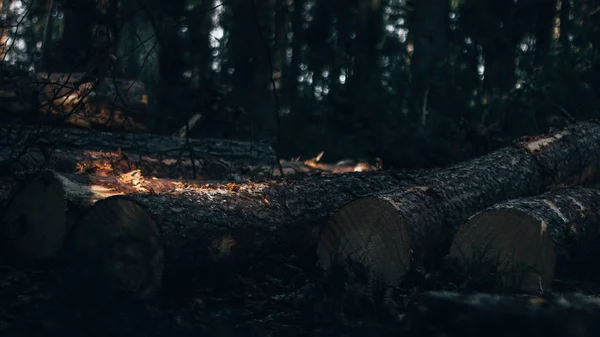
[1,0,599,169]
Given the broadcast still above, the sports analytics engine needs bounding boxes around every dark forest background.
[1,0,600,169]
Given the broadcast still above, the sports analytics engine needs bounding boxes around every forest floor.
[1,250,600,337]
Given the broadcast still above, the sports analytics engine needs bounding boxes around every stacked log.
[449,187,600,292]
[6,120,600,298]
[317,121,600,286]
[1,169,417,298]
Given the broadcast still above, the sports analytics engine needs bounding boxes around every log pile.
[1,169,416,298]
[3,120,600,300]
[317,121,600,287]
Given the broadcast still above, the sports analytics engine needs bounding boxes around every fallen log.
[0,169,215,262]
[3,169,417,297]
[317,120,600,286]
[400,291,600,337]
[0,123,276,165]
[448,187,600,292]
[68,197,163,300]
[0,144,255,181]
[0,171,123,260]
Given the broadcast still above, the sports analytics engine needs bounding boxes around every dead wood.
[65,169,417,297]
[0,171,122,261]
[318,121,600,286]
[449,187,600,292]
[0,123,276,166]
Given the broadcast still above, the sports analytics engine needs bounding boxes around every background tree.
[2,0,600,170]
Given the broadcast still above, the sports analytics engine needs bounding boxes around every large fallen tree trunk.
[0,171,124,260]
[0,144,258,180]
[317,121,600,286]
[448,187,600,292]
[400,291,600,337]
[3,169,417,298]
[0,123,276,165]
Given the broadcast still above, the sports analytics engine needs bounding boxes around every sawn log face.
[450,187,600,291]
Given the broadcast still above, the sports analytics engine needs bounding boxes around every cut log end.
[317,196,411,286]
[2,171,68,260]
[69,197,164,299]
[449,209,556,292]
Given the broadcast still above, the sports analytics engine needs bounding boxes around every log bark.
[0,144,254,181]
[317,121,600,286]
[0,143,381,181]
[0,123,276,165]
[449,187,600,292]
[400,291,600,337]
[1,171,122,260]
[64,169,417,297]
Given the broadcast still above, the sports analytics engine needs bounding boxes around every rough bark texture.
[70,169,418,295]
[0,143,381,181]
[319,146,542,286]
[449,187,600,292]
[318,121,600,286]
[0,144,255,181]
[0,123,276,165]
[400,291,600,337]
[516,121,600,186]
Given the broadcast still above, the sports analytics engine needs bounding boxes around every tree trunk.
[318,121,600,286]
[408,0,449,127]
[449,187,600,292]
